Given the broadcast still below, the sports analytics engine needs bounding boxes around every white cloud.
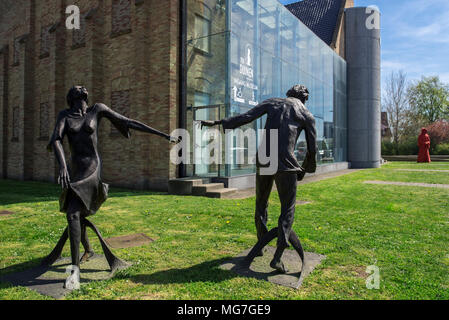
[392,1,449,44]
[382,60,407,70]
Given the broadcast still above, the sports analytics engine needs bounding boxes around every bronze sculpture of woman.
[45,86,176,289]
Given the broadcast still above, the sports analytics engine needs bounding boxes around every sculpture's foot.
[270,259,289,274]
[64,265,80,290]
[80,250,95,264]
[255,250,264,257]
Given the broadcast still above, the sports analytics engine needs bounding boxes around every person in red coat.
[417,128,431,163]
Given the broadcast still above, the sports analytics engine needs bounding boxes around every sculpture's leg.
[254,172,275,257]
[80,220,94,263]
[288,231,305,271]
[41,227,68,266]
[274,172,297,249]
[243,229,306,274]
[83,218,129,272]
[62,198,85,290]
[242,227,278,268]
[66,208,82,268]
[269,172,297,273]
[270,245,289,273]
[288,230,306,286]
[254,173,274,242]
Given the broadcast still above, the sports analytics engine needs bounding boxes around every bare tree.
[382,70,409,154]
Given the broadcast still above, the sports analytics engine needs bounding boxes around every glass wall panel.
[258,0,279,56]
[185,0,229,177]
[186,0,347,178]
[333,53,347,163]
[229,0,347,174]
[229,21,260,175]
[280,8,297,65]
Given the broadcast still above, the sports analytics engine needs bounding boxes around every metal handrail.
[188,104,224,121]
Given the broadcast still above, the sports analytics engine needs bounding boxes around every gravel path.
[364,180,449,189]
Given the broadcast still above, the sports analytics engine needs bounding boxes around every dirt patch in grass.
[296,200,312,205]
[317,265,369,279]
[352,266,369,279]
[139,291,170,300]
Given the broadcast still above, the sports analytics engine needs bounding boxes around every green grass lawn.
[0,161,448,300]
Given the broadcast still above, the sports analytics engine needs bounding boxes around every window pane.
[194,15,210,52]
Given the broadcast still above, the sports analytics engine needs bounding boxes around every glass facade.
[185,0,347,178]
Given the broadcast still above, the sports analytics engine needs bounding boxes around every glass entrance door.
[193,92,211,176]
[188,99,226,178]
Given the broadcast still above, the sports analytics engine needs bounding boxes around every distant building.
[381,112,392,140]
[0,0,381,191]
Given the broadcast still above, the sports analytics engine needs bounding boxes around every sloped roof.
[285,0,345,46]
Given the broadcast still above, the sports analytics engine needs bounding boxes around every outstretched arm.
[97,103,177,142]
[127,119,176,142]
[200,101,269,130]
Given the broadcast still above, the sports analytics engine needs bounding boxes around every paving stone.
[219,246,325,289]
[0,254,130,299]
[394,169,449,173]
[364,180,449,189]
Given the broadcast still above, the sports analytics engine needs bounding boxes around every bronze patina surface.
[201,85,317,275]
[0,254,130,299]
[220,247,325,289]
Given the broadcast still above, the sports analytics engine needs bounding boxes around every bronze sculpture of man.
[46,86,176,289]
[201,84,317,273]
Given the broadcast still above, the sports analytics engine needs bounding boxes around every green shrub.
[434,143,449,155]
[398,137,419,155]
[381,140,394,155]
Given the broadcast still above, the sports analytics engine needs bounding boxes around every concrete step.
[205,187,238,198]
[192,183,225,196]
[168,178,205,195]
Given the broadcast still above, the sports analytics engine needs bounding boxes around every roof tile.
[285,0,344,45]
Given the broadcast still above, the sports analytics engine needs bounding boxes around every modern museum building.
[0,0,381,194]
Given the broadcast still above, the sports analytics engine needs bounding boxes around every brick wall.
[0,0,180,190]
[333,0,354,59]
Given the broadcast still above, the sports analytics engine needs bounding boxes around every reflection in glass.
[186,0,347,177]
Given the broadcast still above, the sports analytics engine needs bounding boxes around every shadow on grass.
[1,257,241,290]
[0,257,45,279]
[0,179,169,206]
[128,257,240,285]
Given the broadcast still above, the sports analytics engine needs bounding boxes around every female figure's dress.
[48,103,130,215]
[417,128,431,163]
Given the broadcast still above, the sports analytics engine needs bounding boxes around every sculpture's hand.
[297,169,306,181]
[302,152,317,173]
[58,167,71,189]
[168,135,181,144]
[200,120,217,129]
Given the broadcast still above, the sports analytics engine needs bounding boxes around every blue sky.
[279,0,449,85]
